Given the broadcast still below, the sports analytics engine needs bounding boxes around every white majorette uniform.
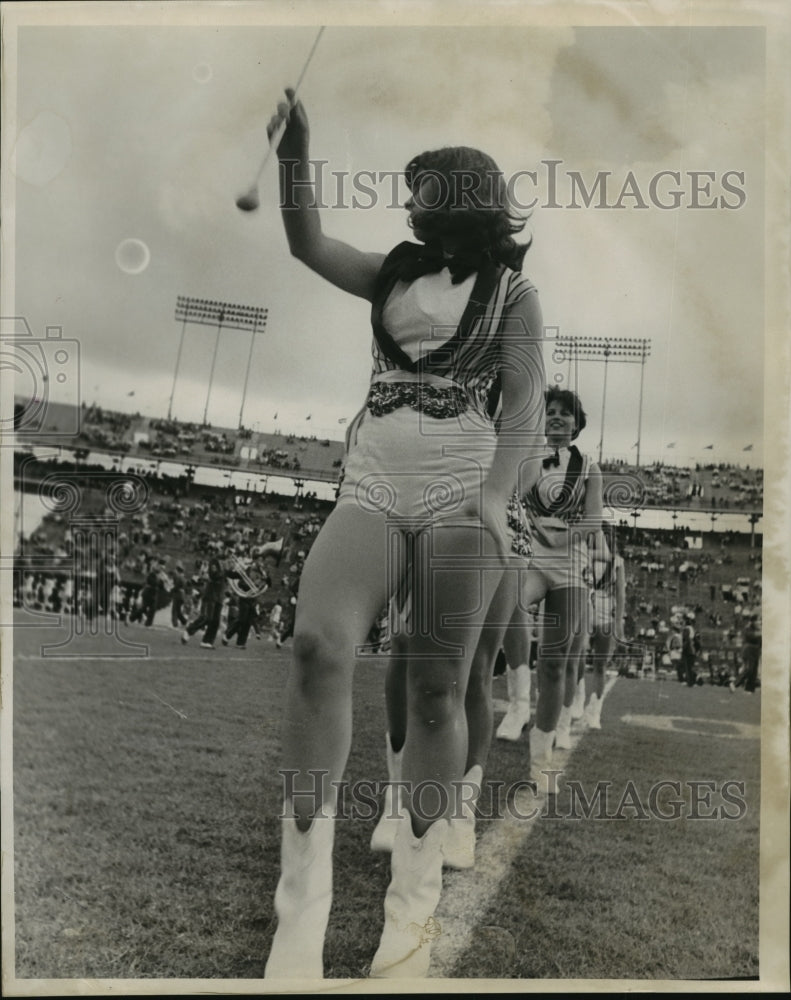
[338,241,537,534]
[520,445,593,593]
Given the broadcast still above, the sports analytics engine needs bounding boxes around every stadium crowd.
[15,457,761,689]
[19,397,763,511]
[14,456,333,648]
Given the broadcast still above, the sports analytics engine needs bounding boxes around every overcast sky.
[8,14,767,466]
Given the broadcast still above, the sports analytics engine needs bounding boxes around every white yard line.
[429,674,618,978]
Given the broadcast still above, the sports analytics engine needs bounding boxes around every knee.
[538,657,565,685]
[291,625,352,696]
[408,670,465,729]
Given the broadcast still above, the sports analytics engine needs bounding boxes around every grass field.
[7,611,770,989]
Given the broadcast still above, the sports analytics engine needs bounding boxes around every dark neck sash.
[370,242,502,375]
[529,445,585,517]
[594,556,615,592]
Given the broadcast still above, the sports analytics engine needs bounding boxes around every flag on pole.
[703,444,714,450]
[743,444,753,451]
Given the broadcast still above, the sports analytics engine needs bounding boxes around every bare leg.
[400,522,506,837]
[534,585,588,732]
[586,627,614,729]
[501,584,532,674]
[386,566,528,771]
[465,570,521,769]
[494,577,541,741]
[281,505,391,829]
[589,629,614,698]
[267,505,392,979]
[384,630,408,754]
[566,626,589,705]
[371,520,506,977]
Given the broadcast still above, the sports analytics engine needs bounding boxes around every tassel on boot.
[369,815,446,978]
[586,692,603,729]
[443,764,483,871]
[529,726,560,797]
[370,734,406,853]
[570,676,586,721]
[554,703,573,750]
[265,814,335,979]
[495,664,532,741]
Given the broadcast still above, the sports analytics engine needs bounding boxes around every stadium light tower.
[554,336,652,465]
[748,512,760,549]
[172,297,269,426]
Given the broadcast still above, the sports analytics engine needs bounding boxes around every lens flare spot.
[115,238,150,275]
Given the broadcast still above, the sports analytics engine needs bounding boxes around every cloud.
[546,27,764,167]
[12,110,73,187]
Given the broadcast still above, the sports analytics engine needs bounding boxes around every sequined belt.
[366,381,469,419]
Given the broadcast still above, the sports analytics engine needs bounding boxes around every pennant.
[338,417,348,424]
[743,444,753,451]
[305,414,312,420]
[666,442,676,449]
[703,444,714,450]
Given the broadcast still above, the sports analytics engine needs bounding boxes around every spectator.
[222,555,271,650]
[276,596,297,650]
[731,615,761,693]
[681,613,697,687]
[269,599,284,641]
[181,555,227,649]
[170,562,188,628]
[666,621,683,681]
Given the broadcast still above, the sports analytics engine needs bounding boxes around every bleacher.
[14,397,764,512]
[13,452,334,607]
[617,529,761,681]
[14,399,347,484]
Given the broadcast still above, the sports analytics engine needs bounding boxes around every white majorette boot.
[529,726,560,797]
[369,815,446,978]
[554,703,573,750]
[443,764,483,871]
[370,734,406,853]
[586,692,603,730]
[570,676,586,721]
[264,814,335,979]
[496,664,532,741]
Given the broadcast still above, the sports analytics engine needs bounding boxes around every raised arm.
[269,90,385,301]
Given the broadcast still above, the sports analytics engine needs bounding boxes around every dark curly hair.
[405,147,531,271]
[544,386,587,439]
